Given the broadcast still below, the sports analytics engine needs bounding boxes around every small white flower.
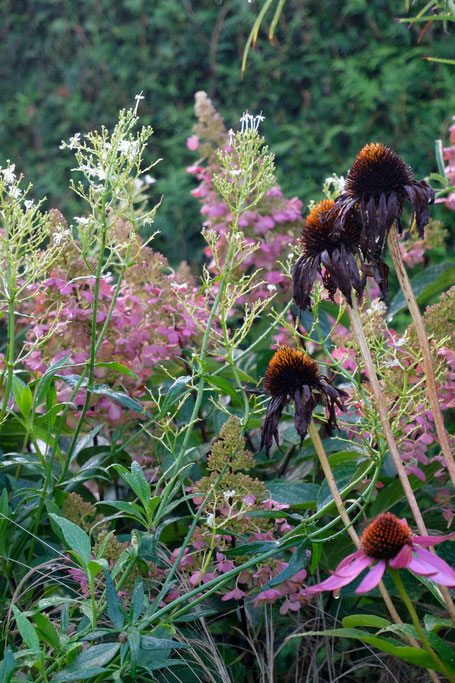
[9,186,22,199]
[118,139,139,158]
[206,513,216,528]
[145,174,156,184]
[68,132,81,150]
[96,164,107,180]
[76,163,96,178]
[133,178,144,190]
[74,216,90,225]
[267,283,277,292]
[228,129,235,146]
[24,199,34,210]
[2,163,16,185]
[170,281,188,291]
[370,299,386,315]
[253,111,265,131]
[224,490,236,500]
[230,169,241,177]
[134,91,145,115]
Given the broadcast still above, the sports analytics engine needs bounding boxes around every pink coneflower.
[306,512,455,595]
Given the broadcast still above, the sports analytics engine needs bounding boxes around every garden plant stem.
[308,420,423,649]
[390,568,453,682]
[388,226,455,489]
[348,293,455,625]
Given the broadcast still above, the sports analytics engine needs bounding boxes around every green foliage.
[0,1,454,264]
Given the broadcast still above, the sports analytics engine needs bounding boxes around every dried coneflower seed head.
[345,143,414,202]
[263,347,320,398]
[360,512,413,560]
[300,199,361,256]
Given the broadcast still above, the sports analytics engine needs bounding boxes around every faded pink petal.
[221,587,248,602]
[389,544,412,569]
[332,554,372,579]
[414,532,455,547]
[355,560,386,593]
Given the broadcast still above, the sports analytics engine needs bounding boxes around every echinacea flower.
[306,512,455,596]
[292,198,389,309]
[333,143,434,254]
[260,346,347,456]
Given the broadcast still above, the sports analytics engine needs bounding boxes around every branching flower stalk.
[158,118,275,514]
[388,225,455,489]
[348,292,455,624]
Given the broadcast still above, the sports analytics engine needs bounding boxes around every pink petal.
[407,556,439,577]
[414,532,455,547]
[336,550,364,571]
[413,547,455,586]
[389,544,412,569]
[355,560,386,594]
[333,554,372,579]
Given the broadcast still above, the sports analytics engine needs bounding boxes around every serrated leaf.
[49,514,91,566]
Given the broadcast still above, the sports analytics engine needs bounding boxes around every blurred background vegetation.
[1,0,454,265]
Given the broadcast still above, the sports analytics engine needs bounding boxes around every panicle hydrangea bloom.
[436,116,455,212]
[23,215,205,426]
[187,91,304,305]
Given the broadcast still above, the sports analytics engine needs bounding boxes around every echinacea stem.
[307,419,421,646]
[348,293,455,625]
[387,226,455,490]
[390,568,453,682]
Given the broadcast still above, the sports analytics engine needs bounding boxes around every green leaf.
[88,384,152,418]
[317,462,359,511]
[140,635,187,650]
[328,451,368,467]
[104,567,125,629]
[205,375,241,404]
[34,612,61,650]
[49,514,91,566]
[70,424,105,464]
[260,540,310,590]
[294,628,439,671]
[130,578,145,623]
[388,262,455,319]
[159,375,191,418]
[111,462,151,509]
[34,354,72,408]
[342,615,391,629]
[94,361,139,380]
[224,540,280,557]
[17,384,33,419]
[265,481,319,509]
[0,648,15,682]
[12,605,40,653]
[310,541,323,574]
[423,614,453,633]
[128,626,141,676]
[51,642,121,682]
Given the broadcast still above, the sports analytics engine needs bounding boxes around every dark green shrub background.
[1,0,454,263]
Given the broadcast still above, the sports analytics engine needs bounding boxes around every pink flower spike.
[355,560,386,594]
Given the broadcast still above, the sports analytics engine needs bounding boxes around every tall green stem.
[390,568,453,682]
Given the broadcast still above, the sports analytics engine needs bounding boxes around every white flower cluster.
[239,111,265,134]
[1,162,22,200]
[53,225,71,246]
[324,174,346,194]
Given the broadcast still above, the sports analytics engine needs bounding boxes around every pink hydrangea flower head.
[307,512,455,596]
[186,135,200,151]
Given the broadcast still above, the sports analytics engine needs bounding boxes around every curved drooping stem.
[348,294,455,625]
[387,226,455,489]
[308,420,421,647]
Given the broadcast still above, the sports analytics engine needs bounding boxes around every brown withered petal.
[292,198,388,309]
[260,347,347,456]
[334,143,434,254]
